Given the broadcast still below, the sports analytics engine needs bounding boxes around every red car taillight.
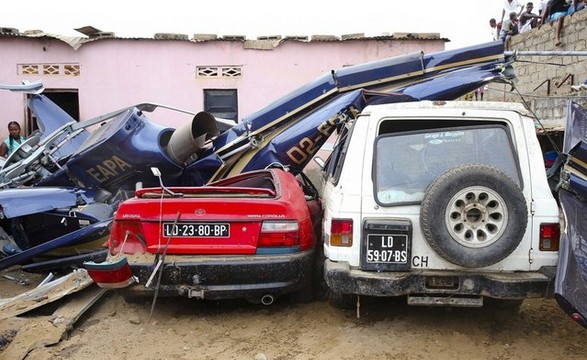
[84,257,135,289]
[258,221,299,249]
[107,219,147,255]
[330,219,353,247]
[539,222,560,251]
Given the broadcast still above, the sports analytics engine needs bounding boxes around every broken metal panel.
[0,269,95,319]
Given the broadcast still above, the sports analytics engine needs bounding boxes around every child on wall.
[500,12,520,50]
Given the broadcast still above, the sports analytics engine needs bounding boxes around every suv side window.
[374,125,521,205]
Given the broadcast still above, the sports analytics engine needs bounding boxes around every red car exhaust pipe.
[261,294,275,306]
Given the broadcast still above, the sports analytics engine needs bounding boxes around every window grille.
[18,63,80,76]
[197,66,242,78]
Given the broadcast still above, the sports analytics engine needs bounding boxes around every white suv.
[320,101,560,308]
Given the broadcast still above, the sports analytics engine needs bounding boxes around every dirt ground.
[1,267,585,360]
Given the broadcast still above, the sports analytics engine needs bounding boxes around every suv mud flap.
[407,295,483,307]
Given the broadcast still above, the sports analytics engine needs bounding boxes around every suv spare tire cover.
[420,164,528,268]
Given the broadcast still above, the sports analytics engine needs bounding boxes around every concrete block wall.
[484,9,587,129]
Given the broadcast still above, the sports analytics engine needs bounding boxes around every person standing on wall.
[0,121,25,158]
[500,0,525,27]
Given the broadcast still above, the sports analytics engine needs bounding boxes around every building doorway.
[25,89,79,135]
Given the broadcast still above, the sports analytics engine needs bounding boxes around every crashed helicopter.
[0,40,514,271]
[554,101,587,329]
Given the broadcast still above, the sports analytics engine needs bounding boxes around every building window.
[204,89,238,121]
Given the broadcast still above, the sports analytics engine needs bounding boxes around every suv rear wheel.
[420,164,528,268]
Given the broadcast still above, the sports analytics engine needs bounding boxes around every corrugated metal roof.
[0,27,448,50]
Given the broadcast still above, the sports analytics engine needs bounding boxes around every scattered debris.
[0,283,106,359]
[1,274,29,286]
[0,269,94,320]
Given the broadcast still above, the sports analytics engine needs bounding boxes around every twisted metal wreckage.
[0,40,585,328]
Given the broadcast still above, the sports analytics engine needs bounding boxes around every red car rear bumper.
[121,249,315,301]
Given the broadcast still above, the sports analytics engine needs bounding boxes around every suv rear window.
[374,125,520,205]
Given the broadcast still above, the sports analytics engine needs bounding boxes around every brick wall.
[484,8,587,130]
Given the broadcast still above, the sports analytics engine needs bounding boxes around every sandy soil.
[1,266,585,360]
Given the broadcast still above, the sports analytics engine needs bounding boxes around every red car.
[84,168,322,305]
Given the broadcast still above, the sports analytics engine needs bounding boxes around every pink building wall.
[0,35,444,139]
